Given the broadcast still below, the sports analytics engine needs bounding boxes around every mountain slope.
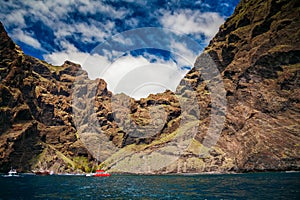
[99,0,300,173]
[193,0,300,172]
[0,0,299,173]
[0,23,93,173]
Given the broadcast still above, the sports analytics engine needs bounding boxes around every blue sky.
[0,0,239,99]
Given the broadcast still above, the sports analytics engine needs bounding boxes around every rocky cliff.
[0,0,299,173]
[193,0,300,172]
[0,23,93,173]
[99,0,300,173]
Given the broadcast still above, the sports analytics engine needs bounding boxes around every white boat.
[85,173,95,177]
[3,168,20,177]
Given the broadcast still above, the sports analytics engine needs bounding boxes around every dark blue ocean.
[0,172,299,199]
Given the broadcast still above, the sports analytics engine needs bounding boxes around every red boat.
[34,170,51,176]
[90,170,110,177]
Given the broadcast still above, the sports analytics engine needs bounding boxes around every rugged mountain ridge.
[0,0,299,173]
[0,23,93,173]
[101,0,300,173]
[201,0,300,171]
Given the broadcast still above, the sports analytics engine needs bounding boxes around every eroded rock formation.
[0,0,299,173]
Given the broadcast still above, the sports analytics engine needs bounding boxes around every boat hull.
[93,173,110,177]
[86,170,111,177]
[34,171,50,176]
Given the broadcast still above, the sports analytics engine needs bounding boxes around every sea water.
[0,172,299,199]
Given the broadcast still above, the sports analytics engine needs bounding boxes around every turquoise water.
[0,172,299,199]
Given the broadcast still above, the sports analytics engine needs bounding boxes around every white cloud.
[58,22,111,43]
[60,40,79,52]
[125,18,139,27]
[77,0,129,18]
[170,39,199,68]
[221,3,230,7]
[45,51,111,79]
[6,10,27,28]
[44,44,110,79]
[0,0,123,53]
[1,1,215,100]
[102,49,125,61]
[45,48,186,99]
[159,9,224,41]
[100,54,185,99]
[11,29,42,49]
[112,34,134,46]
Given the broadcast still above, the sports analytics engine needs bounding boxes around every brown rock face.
[196,0,300,172]
[0,0,299,174]
[98,0,300,173]
[0,22,93,173]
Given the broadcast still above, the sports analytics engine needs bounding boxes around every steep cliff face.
[0,0,299,173]
[198,0,300,172]
[0,23,93,173]
[98,0,300,173]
